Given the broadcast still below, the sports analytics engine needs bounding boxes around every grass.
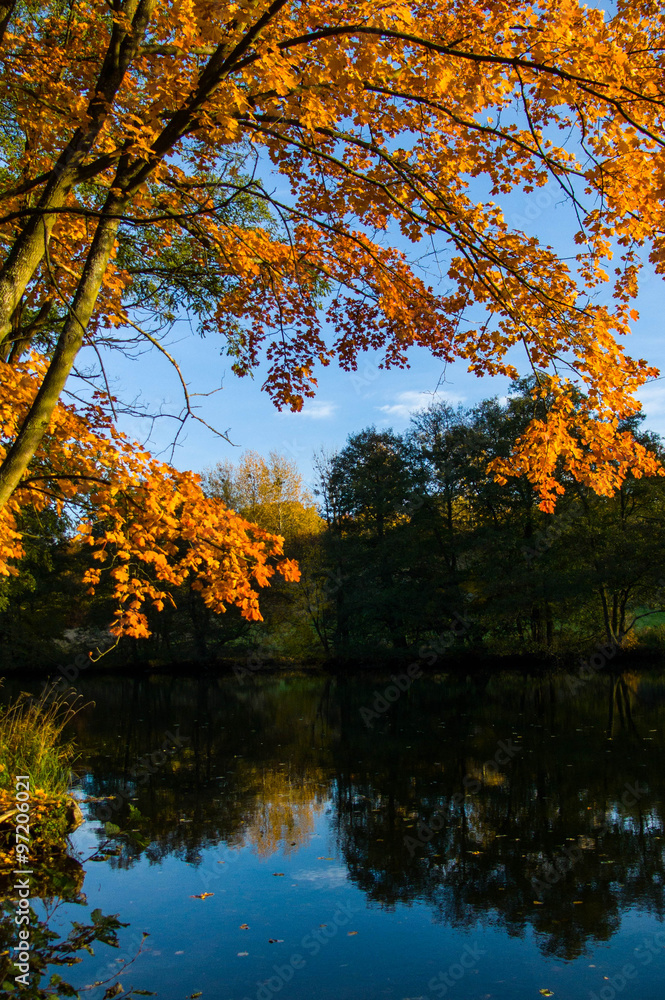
[0,682,84,798]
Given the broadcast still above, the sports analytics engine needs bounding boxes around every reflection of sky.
[68,159,665,486]
[46,792,665,1000]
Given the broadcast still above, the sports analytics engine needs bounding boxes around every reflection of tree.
[331,673,665,959]
[0,897,149,999]
[236,762,327,856]
[64,671,665,961]
[0,853,85,903]
[68,676,335,869]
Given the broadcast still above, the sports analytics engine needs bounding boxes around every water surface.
[12,671,665,998]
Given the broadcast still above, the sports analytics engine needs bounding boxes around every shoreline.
[1,646,663,681]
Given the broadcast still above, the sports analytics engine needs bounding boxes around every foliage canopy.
[1,0,665,632]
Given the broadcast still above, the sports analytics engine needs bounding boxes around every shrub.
[0,683,83,797]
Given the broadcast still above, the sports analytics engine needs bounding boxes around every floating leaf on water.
[189,893,214,900]
[189,993,203,998]
[272,872,285,876]
[347,931,358,936]
[240,924,250,930]
[539,991,554,997]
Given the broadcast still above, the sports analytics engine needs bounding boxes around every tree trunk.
[0,1,16,48]
[599,586,615,646]
[0,198,126,508]
[0,0,157,343]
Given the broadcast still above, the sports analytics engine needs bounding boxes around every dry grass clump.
[0,683,85,797]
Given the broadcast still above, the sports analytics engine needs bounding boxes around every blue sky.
[82,175,665,493]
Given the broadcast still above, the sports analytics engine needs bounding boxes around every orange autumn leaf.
[0,355,298,638]
[0,0,664,594]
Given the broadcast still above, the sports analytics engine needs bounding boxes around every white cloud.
[378,389,465,421]
[293,865,349,887]
[297,400,338,420]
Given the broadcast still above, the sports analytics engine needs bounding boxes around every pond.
[4,670,665,999]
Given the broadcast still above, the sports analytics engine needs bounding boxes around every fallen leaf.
[347,931,358,936]
[189,893,214,900]
[539,991,554,997]
[240,924,250,930]
[272,873,285,877]
[189,994,203,999]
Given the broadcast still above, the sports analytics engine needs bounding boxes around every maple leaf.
[0,0,663,604]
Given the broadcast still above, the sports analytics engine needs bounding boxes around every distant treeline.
[3,381,665,670]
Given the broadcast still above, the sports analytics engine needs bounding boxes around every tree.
[408,401,473,575]
[202,450,325,657]
[2,0,665,626]
[203,450,321,540]
[409,388,665,654]
[317,428,429,651]
[0,359,299,639]
[560,421,665,647]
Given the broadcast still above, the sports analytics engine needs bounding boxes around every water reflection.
[0,894,151,999]
[61,670,665,965]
